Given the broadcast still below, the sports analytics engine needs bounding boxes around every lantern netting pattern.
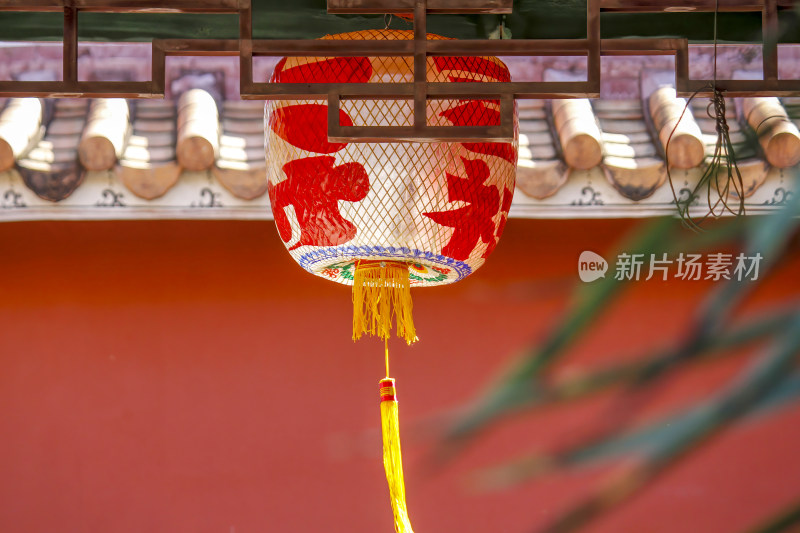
[264,29,518,288]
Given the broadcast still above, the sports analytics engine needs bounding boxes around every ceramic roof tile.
[594,98,667,201]
[213,99,267,200]
[516,100,566,200]
[118,99,180,200]
[16,99,86,202]
[0,47,797,220]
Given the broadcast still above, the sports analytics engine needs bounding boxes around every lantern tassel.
[353,261,417,344]
[380,376,414,533]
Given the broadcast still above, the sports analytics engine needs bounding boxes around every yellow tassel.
[353,261,418,344]
[380,377,414,533]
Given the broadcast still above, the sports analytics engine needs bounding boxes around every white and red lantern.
[264,29,518,533]
[265,29,518,298]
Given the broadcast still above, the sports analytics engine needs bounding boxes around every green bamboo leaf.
[441,217,676,444]
[440,169,800,467]
[476,369,800,491]
[551,306,798,404]
[630,178,800,388]
[536,313,800,533]
[743,497,800,533]
[440,208,771,446]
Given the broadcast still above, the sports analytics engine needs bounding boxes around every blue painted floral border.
[297,245,472,281]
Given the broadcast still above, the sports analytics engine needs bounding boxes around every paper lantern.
[266,29,517,322]
[265,29,518,533]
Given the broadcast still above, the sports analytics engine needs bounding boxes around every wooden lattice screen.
[0,0,796,142]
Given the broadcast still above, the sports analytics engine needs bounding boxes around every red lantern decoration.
[265,29,518,532]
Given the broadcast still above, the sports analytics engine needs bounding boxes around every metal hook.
[384,13,393,30]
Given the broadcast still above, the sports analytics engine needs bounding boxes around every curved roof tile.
[0,48,797,221]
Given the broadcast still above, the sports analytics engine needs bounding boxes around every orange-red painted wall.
[1,219,799,533]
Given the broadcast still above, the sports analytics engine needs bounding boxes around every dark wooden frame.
[0,0,240,98]
[600,0,800,97]
[244,0,600,141]
[0,0,796,141]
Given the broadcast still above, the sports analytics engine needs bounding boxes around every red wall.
[0,218,799,533]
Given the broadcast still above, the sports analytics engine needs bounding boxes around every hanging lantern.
[265,29,518,532]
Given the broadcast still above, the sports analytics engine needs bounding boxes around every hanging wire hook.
[384,13,393,30]
[664,0,745,230]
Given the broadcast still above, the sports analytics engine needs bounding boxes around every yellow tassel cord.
[355,262,416,530]
[380,373,414,533]
[353,261,418,345]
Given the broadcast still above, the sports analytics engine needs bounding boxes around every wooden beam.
[763,0,779,81]
[600,38,684,55]
[239,0,254,96]
[0,0,240,13]
[0,81,155,99]
[413,0,426,130]
[587,0,601,96]
[158,39,239,56]
[326,0,512,14]
[151,40,166,96]
[326,124,512,143]
[62,6,77,83]
[678,79,800,97]
[426,39,590,56]
[0,0,794,106]
[600,0,794,12]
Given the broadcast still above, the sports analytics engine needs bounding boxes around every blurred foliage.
[438,171,800,533]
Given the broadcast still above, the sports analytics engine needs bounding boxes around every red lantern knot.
[379,378,397,402]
